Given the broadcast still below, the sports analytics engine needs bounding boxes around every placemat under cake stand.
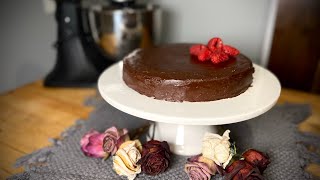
[9,96,320,180]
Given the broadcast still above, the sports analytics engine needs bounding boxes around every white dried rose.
[201,130,233,169]
[113,140,142,180]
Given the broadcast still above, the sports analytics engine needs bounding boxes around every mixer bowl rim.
[88,4,160,15]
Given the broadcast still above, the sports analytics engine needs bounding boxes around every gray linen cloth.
[8,96,320,180]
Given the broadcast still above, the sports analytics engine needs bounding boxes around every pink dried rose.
[184,155,217,180]
[80,130,107,158]
[103,126,129,155]
[242,149,270,173]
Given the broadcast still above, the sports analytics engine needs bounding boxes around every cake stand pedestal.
[149,122,218,155]
[98,62,281,156]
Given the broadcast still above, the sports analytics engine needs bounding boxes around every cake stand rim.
[98,61,281,125]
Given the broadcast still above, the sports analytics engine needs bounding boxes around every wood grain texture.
[0,81,319,179]
[268,0,320,92]
[0,81,95,179]
[278,89,320,135]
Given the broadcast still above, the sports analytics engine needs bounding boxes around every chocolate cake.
[122,44,254,102]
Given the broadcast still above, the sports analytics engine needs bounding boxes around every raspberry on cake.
[122,39,254,102]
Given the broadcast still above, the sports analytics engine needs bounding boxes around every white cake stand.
[98,61,281,156]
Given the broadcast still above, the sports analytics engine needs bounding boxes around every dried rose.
[185,155,217,180]
[113,140,142,180]
[242,149,270,173]
[103,126,129,155]
[137,140,171,175]
[202,130,233,168]
[80,130,107,158]
[225,160,263,180]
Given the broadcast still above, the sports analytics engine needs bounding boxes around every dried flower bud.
[185,155,217,180]
[138,140,171,175]
[103,126,129,155]
[226,160,263,180]
[242,149,270,173]
[113,140,142,180]
[80,130,107,158]
[202,130,233,168]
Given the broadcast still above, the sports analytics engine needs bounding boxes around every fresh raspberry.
[210,50,229,64]
[190,38,240,64]
[207,37,223,51]
[189,44,207,56]
[223,45,240,56]
[198,48,212,61]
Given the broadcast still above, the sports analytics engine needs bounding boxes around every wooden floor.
[0,81,319,179]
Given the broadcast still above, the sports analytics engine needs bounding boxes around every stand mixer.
[44,0,161,87]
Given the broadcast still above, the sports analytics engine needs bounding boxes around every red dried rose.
[225,160,263,180]
[224,149,270,180]
[138,140,171,175]
[242,149,270,173]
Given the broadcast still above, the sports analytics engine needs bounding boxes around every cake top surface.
[124,43,253,80]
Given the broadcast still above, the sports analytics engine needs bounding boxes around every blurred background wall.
[0,0,276,93]
[0,0,56,93]
[148,0,276,67]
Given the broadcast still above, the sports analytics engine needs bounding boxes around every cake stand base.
[148,122,217,156]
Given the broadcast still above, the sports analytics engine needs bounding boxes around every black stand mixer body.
[44,0,159,87]
[45,0,107,87]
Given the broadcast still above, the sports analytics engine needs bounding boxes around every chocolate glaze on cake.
[123,44,254,102]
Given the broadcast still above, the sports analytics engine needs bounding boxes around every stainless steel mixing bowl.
[87,4,161,61]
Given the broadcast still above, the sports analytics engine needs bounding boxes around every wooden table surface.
[0,81,319,179]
